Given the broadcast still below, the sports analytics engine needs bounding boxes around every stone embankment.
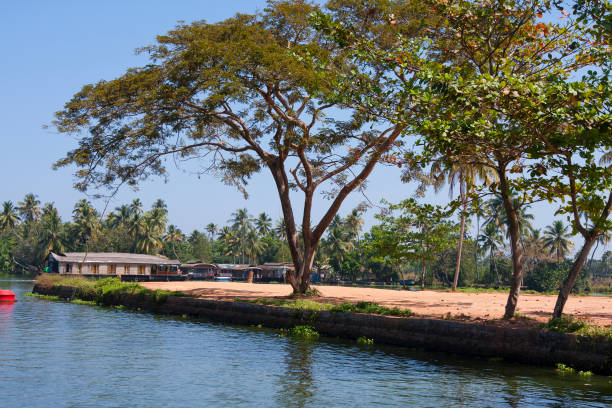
[34,283,612,374]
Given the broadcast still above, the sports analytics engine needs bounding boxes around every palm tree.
[164,224,184,259]
[478,223,504,283]
[220,226,239,263]
[485,196,534,239]
[39,206,66,254]
[324,226,354,279]
[275,218,287,240]
[136,215,163,254]
[17,193,41,223]
[130,199,143,216]
[543,220,574,263]
[205,223,218,240]
[255,213,272,237]
[0,201,20,231]
[344,209,364,241]
[523,229,549,273]
[245,230,266,264]
[230,208,254,263]
[430,161,496,291]
[72,199,100,249]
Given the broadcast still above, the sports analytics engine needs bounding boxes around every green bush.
[281,325,320,339]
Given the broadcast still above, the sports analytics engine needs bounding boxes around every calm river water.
[1,277,611,407]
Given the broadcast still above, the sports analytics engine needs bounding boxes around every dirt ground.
[140,281,612,327]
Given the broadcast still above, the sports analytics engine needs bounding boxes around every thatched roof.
[49,252,180,265]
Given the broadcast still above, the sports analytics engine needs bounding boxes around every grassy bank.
[543,315,612,339]
[237,297,414,317]
[35,274,192,307]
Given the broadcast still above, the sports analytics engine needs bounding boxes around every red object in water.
[0,290,16,302]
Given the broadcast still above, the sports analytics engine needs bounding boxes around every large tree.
[53,1,407,293]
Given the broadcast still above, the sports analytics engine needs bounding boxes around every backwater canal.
[1,277,611,407]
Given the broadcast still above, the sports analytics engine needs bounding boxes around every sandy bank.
[140,281,612,326]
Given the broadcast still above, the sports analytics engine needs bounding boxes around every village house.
[46,252,181,278]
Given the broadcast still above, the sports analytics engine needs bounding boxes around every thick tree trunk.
[452,184,467,292]
[552,233,597,319]
[287,241,317,294]
[500,171,525,319]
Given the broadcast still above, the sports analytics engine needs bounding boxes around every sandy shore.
[140,281,612,326]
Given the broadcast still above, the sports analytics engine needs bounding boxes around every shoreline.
[140,281,612,326]
[33,282,612,375]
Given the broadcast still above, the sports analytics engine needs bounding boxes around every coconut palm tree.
[255,213,272,237]
[344,209,364,241]
[130,199,143,216]
[72,199,100,249]
[205,223,218,240]
[230,208,254,263]
[430,161,496,291]
[136,215,163,254]
[478,223,504,283]
[220,226,239,263]
[39,206,66,254]
[543,220,574,263]
[324,225,354,279]
[275,218,287,241]
[164,224,184,259]
[0,201,20,231]
[245,230,266,264]
[17,193,41,223]
[485,196,534,239]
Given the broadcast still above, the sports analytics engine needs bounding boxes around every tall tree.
[255,213,273,237]
[17,193,41,224]
[0,202,20,232]
[205,223,218,240]
[543,221,574,263]
[52,1,409,294]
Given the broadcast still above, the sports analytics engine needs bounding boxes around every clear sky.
[0,1,607,256]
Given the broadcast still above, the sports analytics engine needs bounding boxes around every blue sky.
[0,1,607,256]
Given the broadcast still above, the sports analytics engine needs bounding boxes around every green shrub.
[281,325,320,339]
[357,336,374,345]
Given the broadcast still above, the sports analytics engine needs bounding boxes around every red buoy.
[0,290,16,302]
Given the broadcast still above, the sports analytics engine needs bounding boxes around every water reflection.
[276,340,316,408]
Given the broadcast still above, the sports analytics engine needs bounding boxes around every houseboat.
[181,262,218,280]
[45,252,182,281]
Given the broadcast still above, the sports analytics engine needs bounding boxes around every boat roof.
[49,252,180,265]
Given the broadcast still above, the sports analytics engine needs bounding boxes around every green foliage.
[356,336,374,345]
[280,325,320,339]
[330,301,413,317]
[545,315,612,339]
[547,316,589,333]
[246,297,412,317]
[35,275,191,308]
[556,363,575,374]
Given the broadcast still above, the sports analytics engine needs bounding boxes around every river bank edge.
[33,283,612,375]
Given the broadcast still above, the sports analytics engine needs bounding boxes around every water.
[1,277,611,407]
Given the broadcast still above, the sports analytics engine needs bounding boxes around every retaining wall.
[33,283,612,374]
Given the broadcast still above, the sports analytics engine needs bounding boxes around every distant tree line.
[1,193,609,295]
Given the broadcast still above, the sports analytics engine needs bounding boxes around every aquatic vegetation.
[556,363,575,373]
[280,325,320,340]
[357,336,374,345]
